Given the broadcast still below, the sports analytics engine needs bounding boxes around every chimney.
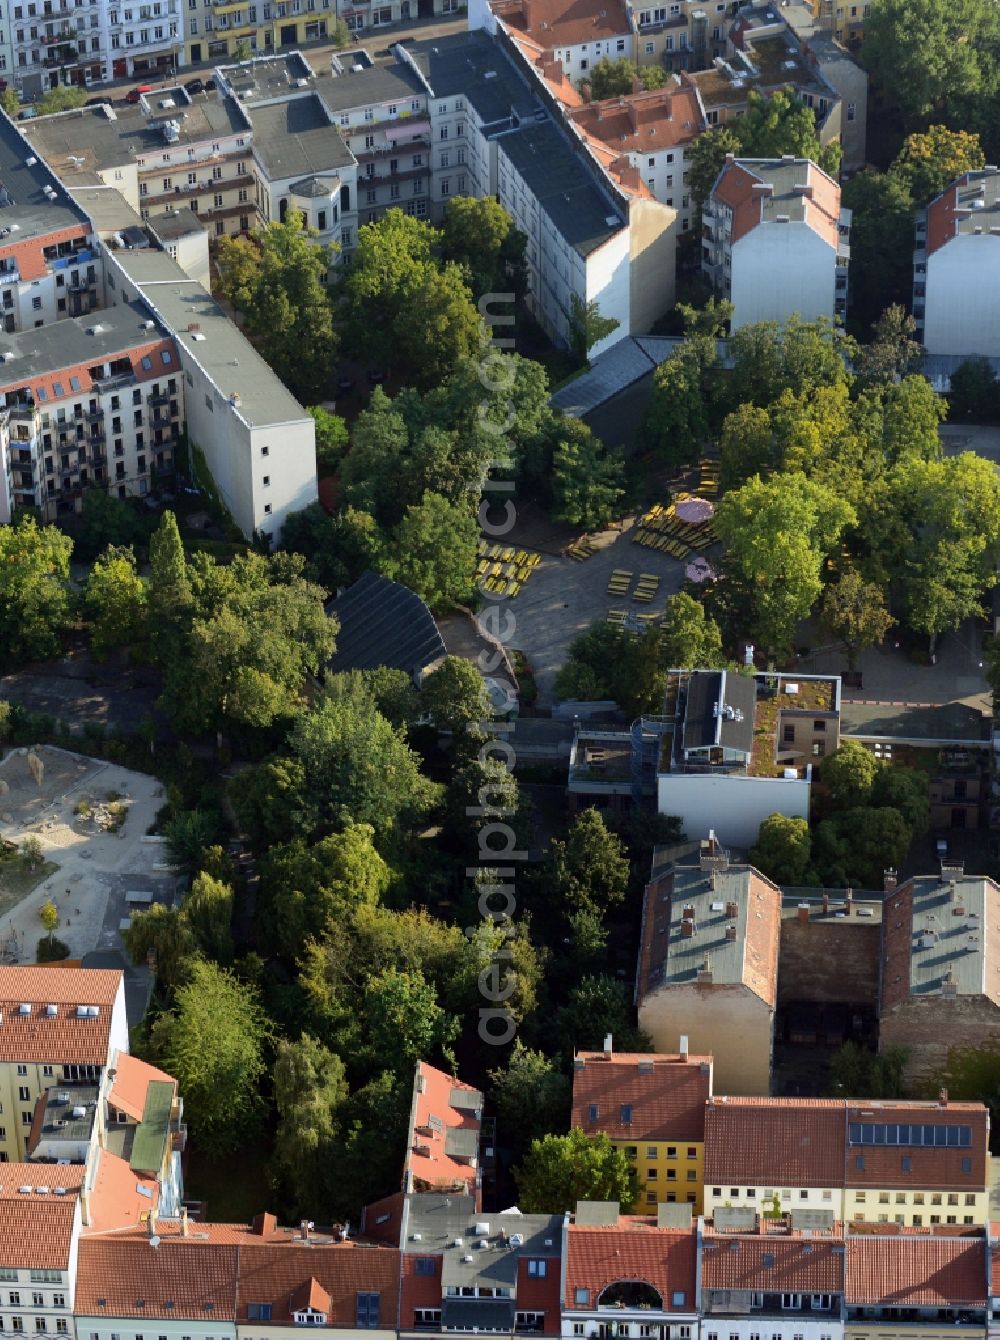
[821,892,830,914]
[697,955,713,985]
[941,968,957,997]
[80,1187,91,1228]
[521,0,536,28]
[603,1033,613,1056]
[795,182,814,198]
[725,900,738,919]
[181,1206,189,1238]
[845,888,853,915]
[883,869,898,893]
[724,152,735,163]
[681,917,696,938]
[939,1087,949,1107]
[725,923,737,941]
[797,903,810,925]
[300,1219,312,1243]
[146,1208,157,1239]
[679,1034,689,1061]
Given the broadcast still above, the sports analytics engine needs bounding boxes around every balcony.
[140,171,255,208]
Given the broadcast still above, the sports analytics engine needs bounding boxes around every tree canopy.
[515,1128,641,1213]
[0,517,73,671]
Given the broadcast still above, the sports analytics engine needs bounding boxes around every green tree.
[861,0,999,129]
[751,814,813,885]
[714,472,856,653]
[584,55,641,97]
[890,125,986,205]
[440,195,525,299]
[820,740,881,809]
[387,491,478,612]
[557,974,651,1054]
[569,295,620,363]
[309,407,349,477]
[660,592,724,668]
[283,503,384,591]
[272,1034,349,1213]
[489,1041,571,1159]
[36,86,87,114]
[515,1128,641,1213]
[642,343,713,465]
[842,171,916,337]
[164,809,219,880]
[422,656,493,738]
[216,208,338,403]
[122,903,198,990]
[147,959,271,1155]
[550,808,629,918]
[363,965,459,1075]
[258,823,389,959]
[719,402,775,490]
[852,306,924,389]
[1,87,18,117]
[829,1041,909,1097]
[687,125,742,213]
[181,871,234,964]
[948,357,1000,421]
[39,899,59,946]
[84,546,148,658]
[871,765,930,837]
[550,420,625,529]
[813,806,912,888]
[736,87,842,176]
[819,567,895,669]
[20,835,43,871]
[727,316,853,412]
[553,621,666,716]
[287,692,435,840]
[75,487,149,562]
[331,16,350,46]
[0,516,73,670]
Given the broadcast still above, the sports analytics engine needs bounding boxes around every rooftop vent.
[25,156,37,167]
[45,1004,57,1017]
[18,1003,30,1015]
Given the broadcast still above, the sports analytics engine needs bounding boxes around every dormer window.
[292,1311,325,1327]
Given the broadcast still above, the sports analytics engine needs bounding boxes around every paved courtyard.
[0,746,176,965]
[501,517,697,704]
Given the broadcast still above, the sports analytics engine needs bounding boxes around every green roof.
[130,1080,173,1174]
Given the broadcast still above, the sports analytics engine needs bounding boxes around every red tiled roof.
[711,158,840,248]
[0,966,122,1065]
[109,1052,176,1122]
[494,0,632,50]
[845,1102,989,1190]
[569,85,704,153]
[237,1243,400,1326]
[702,1234,845,1293]
[0,1177,80,1269]
[846,1236,988,1306]
[288,1278,332,1316]
[571,1051,712,1141]
[704,1098,846,1187]
[404,1061,482,1199]
[75,1237,240,1319]
[85,1149,159,1234]
[564,1222,696,1311]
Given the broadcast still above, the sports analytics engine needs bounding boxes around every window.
[846,102,856,121]
[574,1290,589,1306]
[16,1066,26,1077]
[262,476,270,487]
[261,446,269,458]
[247,1307,272,1323]
[17,1088,28,1103]
[527,1261,546,1278]
[355,1294,379,1329]
[783,724,795,743]
[620,1105,632,1124]
[588,1104,598,1121]
[962,1158,972,1174]
[9,1295,19,1307]
[901,1156,911,1172]
[672,1293,686,1308]
[849,1123,971,1148]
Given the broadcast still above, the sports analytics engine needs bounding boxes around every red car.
[125,83,154,103]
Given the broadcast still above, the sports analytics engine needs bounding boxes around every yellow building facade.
[618,1136,705,1213]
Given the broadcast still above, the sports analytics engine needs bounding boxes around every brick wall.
[777,917,881,1007]
[879,993,1000,1089]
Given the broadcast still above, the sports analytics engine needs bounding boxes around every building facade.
[915,169,1000,358]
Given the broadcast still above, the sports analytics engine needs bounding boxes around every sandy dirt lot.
[0,746,176,964]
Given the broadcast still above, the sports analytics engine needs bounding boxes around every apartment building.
[844,1235,988,1340]
[6,0,181,101]
[0,302,181,522]
[636,839,782,1096]
[0,1176,83,1340]
[703,155,849,329]
[396,1193,562,1339]
[702,1094,991,1228]
[878,869,1000,1086]
[776,0,868,170]
[23,91,259,239]
[914,168,1000,358]
[0,967,126,1162]
[105,244,317,541]
[701,1224,847,1340]
[563,1204,699,1340]
[570,1044,713,1212]
[478,0,636,84]
[569,82,705,233]
[633,0,729,75]
[403,1061,483,1202]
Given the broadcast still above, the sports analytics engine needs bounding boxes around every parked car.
[184,77,205,95]
[125,83,154,103]
[17,107,37,121]
[204,77,217,91]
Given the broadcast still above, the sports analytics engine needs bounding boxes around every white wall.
[109,977,129,1064]
[729,221,836,330]
[923,234,1000,357]
[701,1318,842,1340]
[81,1320,235,1340]
[585,227,630,357]
[656,772,810,850]
[704,1184,844,1219]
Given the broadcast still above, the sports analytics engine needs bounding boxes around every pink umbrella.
[675,496,715,524]
[685,557,716,583]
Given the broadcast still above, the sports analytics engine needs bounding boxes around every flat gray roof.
[0,109,88,240]
[216,51,316,104]
[147,207,208,240]
[0,301,167,393]
[407,30,538,126]
[905,876,990,998]
[498,121,623,257]
[22,99,249,178]
[66,184,144,235]
[310,54,427,114]
[839,700,990,744]
[247,94,353,178]
[113,249,307,427]
[402,1193,563,1263]
[649,862,761,991]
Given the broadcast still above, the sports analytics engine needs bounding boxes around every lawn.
[0,847,58,914]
